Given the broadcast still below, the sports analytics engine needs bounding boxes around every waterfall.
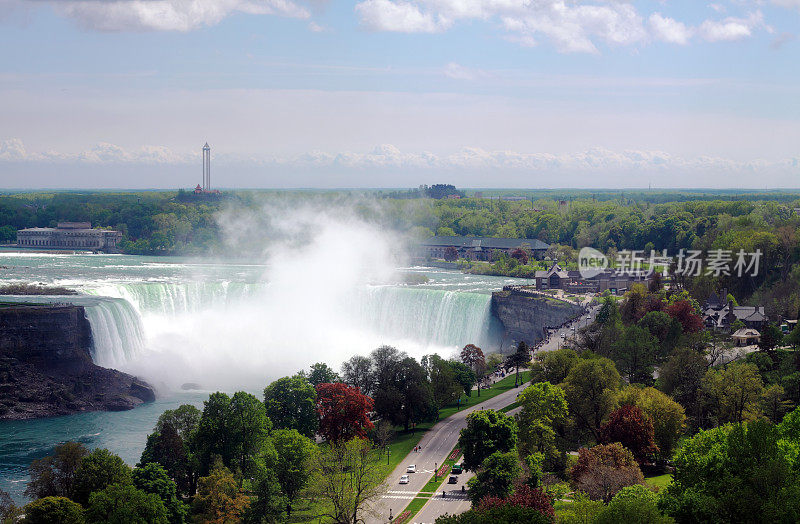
[0,295,146,369]
[356,286,500,348]
[88,281,500,353]
[82,298,146,368]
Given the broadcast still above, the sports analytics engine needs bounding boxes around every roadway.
[368,294,595,524]
[367,385,527,523]
[410,406,522,524]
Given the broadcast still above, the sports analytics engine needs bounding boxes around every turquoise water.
[0,251,530,502]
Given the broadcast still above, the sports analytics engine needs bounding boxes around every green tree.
[195,391,272,476]
[459,409,518,471]
[448,360,477,397]
[701,362,764,425]
[638,311,683,360]
[25,441,89,500]
[595,485,673,524]
[762,383,792,423]
[374,356,437,430]
[306,362,340,386]
[263,375,318,438]
[759,323,785,351]
[422,354,462,408]
[618,386,686,459]
[154,404,201,440]
[659,348,707,426]
[139,422,195,498]
[85,483,169,524]
[270,429,317,517]
[563,358,621,441]
[467,451,521,504]
[506,341,531,387]
[133,463,187,524]
[72,448,133,506]
[21,497,84,524]
[516,382,568,470]
[612,325,658,384]
[660,420,800,523]
[539,347,578,385]
[229,391,272,475]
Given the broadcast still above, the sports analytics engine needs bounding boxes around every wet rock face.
[0,305,155,420]
[491,290,583,347]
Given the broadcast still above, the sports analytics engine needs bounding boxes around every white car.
[407,465,416,473]
[399,475,410,484]
[560,333,566,339]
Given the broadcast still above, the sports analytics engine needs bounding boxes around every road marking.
[387,491,421,494]
[380,495,417,500]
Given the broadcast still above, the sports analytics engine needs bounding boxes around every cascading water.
[0,295,145,369]
[356,286,500,348]
[89,281,500,350]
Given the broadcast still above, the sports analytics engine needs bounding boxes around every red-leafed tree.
[665,299,703,334]
[510,248,529,265]
[315,383,374,443]
[599,405,659,464]
[477,485,555,519]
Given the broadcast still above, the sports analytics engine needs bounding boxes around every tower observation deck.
[202,142,211,191]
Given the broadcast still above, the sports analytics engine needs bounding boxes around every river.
[0,251,529,501]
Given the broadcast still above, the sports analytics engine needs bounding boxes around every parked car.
[406,464,416,473]
[399,475,409,484]
[560,333,566,339]
[448,476,458,484]
[451,464,463,474]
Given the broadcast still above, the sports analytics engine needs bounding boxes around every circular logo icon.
[578,247,608,279]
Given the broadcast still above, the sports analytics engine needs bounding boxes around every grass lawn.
[645,473,673,491]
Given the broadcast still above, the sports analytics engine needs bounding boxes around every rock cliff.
[0,304,155,420]
[491,288,584,347]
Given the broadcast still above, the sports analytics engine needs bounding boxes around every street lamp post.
[435,462,438,481]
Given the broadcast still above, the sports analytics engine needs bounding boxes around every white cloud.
[4,138,797,179]
[352,1,776,52]
[0,138,192,164]
[699,11,765,42]
[772,0,800,11]
[53,0,309,32]
[355,0,654,53]
[355,0,450,33]
[649,13,693,45]
[442,62,485,80]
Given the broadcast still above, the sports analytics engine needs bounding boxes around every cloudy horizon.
[0,0,799,189]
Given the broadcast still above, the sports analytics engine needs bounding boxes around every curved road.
[367,385,528,524]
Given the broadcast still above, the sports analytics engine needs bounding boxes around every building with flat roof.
[16,222,122,251]
[421,236,549,262]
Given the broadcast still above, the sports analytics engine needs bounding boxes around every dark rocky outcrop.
[0,304,154,420]
[491,287,584,346]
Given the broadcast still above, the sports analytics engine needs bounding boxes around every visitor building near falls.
[16,222,122,251]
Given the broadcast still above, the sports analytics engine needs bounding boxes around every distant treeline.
[1,189,799,316]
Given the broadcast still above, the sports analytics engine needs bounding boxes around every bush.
[594,485,673,524]
[21,497,84,524]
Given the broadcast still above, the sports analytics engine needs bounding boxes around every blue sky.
[0,0,799,189]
